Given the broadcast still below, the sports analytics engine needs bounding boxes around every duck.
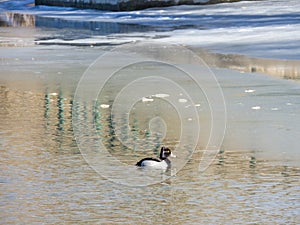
[136,147,176,169]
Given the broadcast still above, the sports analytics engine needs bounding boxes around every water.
[1,0,300,224]
[1,42,300,223]
[1,82,299,223]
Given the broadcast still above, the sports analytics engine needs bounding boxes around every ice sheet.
[0,0,300,59]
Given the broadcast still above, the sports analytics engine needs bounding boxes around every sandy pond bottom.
[1,41,300,224]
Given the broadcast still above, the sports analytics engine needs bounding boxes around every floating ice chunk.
[178,98,187,103]
[271,107,279,111]
[245,89,256,93]
[286,102,293,106]
[142,97,154,102]
[100,104,110,109]
[251,106,261,110]
[152,93,170,98]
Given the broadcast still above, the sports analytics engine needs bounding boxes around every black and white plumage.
[136,147,176,169]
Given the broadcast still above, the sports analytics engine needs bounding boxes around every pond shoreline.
[34,0,255,11]
[191,48,300,80]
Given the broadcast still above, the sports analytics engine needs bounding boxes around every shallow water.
[1,38,300,223]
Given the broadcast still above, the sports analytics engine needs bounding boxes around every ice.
[152,93,170,98]
[142,97,154,102]
[100,104,110,109]
[245,89,255,93]
[0,0,299,59]
[178,98,188,103]
[251,106,261,110]
[271,107,279,111]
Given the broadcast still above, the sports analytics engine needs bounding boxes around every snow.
[0,0,300,59]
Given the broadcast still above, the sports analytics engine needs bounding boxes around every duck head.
[159,147,176,160]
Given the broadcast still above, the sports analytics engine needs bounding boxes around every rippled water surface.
[1,33,300,224]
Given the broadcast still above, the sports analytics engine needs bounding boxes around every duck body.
[136,157,170,169]
[136,147,175,169]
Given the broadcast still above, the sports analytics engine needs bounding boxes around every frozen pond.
[1,0,300,59]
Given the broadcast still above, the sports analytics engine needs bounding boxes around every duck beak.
[170,152,176,158]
